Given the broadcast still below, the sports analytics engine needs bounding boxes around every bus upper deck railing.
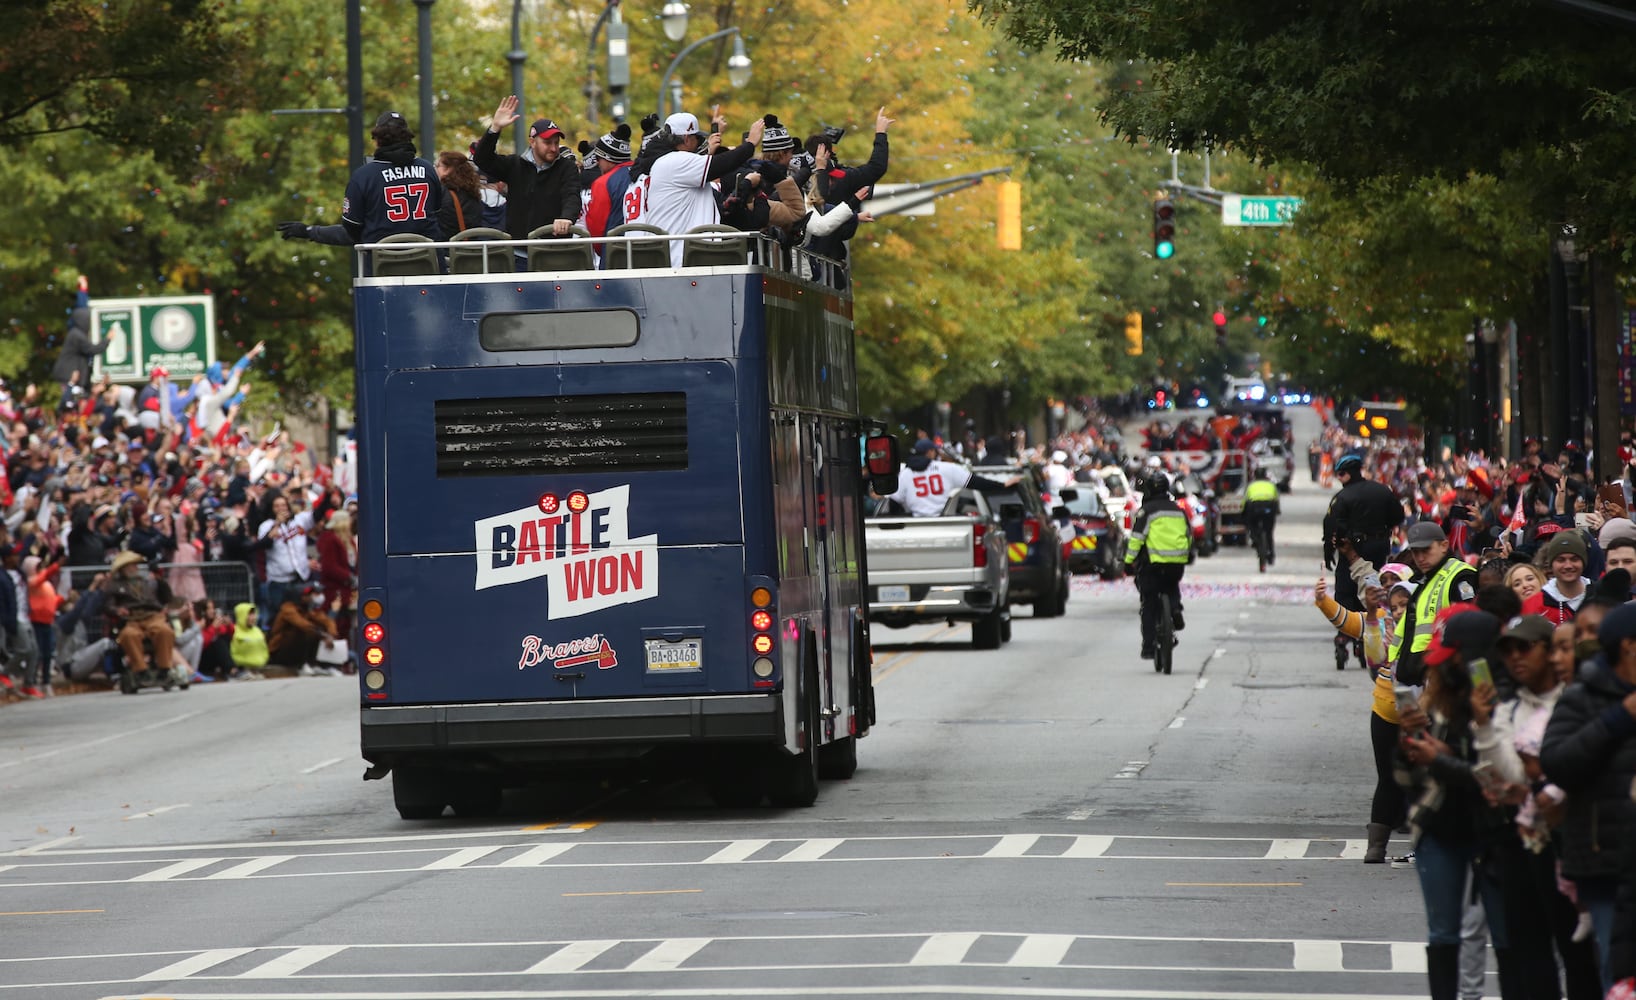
[351,228,849,292]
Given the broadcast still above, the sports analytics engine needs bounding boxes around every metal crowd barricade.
[58,561,258,612]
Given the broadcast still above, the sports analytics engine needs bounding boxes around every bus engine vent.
[434,392,688,477]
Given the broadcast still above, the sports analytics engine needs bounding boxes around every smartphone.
[1469,657,1493,689]
[1450,504,1470,520]
[1362,572,1381,591]
[1393,683,1421,723]
[1598,483,1628,509]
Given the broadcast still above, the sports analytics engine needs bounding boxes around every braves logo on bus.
[473,484,658,620]
[517,632,619,671]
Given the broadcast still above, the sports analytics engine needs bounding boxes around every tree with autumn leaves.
[2,0,1259,430]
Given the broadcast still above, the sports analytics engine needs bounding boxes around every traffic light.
[1213,309,1228,348]
[1152,196,1176,259]
[1124,311,1142,356]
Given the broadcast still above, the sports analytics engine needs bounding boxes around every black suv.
[972,465,1072,618]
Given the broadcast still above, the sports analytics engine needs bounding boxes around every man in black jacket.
[50,302,113,391]
[1541,601,1636,991]
[473,95,581,241]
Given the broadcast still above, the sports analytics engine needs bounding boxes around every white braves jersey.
[634,150,719,265]
[886,460,976,517]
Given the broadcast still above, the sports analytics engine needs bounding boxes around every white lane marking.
[1193,678,1209,691]
[0,865,12,875]
[237,945,346,978]
[134,946,255,980]
[1338,840,1366,861]
[124,803,190,822]
[421,846,505,871]
[1211,648,1226,660]
[702,840,770,865]
[625,937,710,972]
[1009,933,1076,967]
[206,856,294,880]
[777,838,842,862]
[128,858,220,882]
[1168,717,1186,729]
[299,757,345,775]
[1113,760,1148,779]
[7,835,79,856]
[1391,941,1428,973]
[1063,807,1095,821]
[28,825,589,857]
[909,931,981,965]
[1291,938,1345,972]
[524,939,621,973]
[1264,839,1309,860]
[0,710,204,772]
[985,834,1040,858]
[1060,836,1112,859]
[498,843,576,867]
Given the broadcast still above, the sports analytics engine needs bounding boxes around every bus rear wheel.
[393,766,449,820]
[449,779,503,819]
[817,735,858,780]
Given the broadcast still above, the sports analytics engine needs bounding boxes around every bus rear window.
[435,392,687,477]
[479,309,640,352]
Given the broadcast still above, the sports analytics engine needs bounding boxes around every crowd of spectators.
[1307,419,1636,998]
[0,292,358,701]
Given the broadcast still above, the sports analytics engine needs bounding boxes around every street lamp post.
[657,26,751,118]
[507,0,528,149]
[583,0,623,126]
[414,0,436,154]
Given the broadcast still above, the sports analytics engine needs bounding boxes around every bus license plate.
[877,585,909,603]
[645,638,702,671]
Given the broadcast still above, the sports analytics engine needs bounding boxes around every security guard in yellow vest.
[1243,467,1282,568]
[1392,521,1477,685]
[1126,470,1192,660]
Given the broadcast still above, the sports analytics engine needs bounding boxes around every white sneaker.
[318,666,341,677]
[297,664,317,677]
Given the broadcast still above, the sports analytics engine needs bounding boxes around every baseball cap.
[374,110,408,128]
[529,119,565,140]
[664,112,702,137]
[912,439,937,456]
[1497,614,1555,648]
[1404,522,1447,549]
[1052,450,1068,464]
[1423,606,1499,667]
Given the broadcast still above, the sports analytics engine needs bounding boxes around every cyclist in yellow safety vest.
[1243,467,1282,569]
[1126,470,1192,660]
[1392,521,1478,686]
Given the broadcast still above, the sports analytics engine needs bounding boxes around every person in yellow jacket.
[1126,470,1191,660]
[1315,564,1415,863]
[1243,467,1282,569]
[230,602,270,674]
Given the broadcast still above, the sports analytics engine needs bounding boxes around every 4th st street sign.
[1221,195,1302,227]
[90,296,217,383]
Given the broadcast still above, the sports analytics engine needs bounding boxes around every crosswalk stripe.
[1338,840,1367,861]
[625,938,710,972]
[702,840,770,864]
[777,838,842,862]
[1390,941,1427,973]
[1060,836,1113,858]
[1263,839,1309,860]
[205,856,294,880]
[129,858,220,882]
[135,947,256,980]
[237,945,346,978]
[1008,933,1076,967]
[523,939,620,973]
[498,843,576,867]
[985,834,1040,858]
[1292,939,1345,972]
[421,846,506,870]
[909,931,981,965]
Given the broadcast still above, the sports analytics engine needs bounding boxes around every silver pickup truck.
[865,489,1012,649]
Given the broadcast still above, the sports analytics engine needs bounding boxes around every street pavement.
[0,405,1443,1000]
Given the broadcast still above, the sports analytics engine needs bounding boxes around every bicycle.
[1152,591,1174,676]
[1249,519,1272,574]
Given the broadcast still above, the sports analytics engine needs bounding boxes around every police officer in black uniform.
[277,111,443,250]
[1322,452,1404,610]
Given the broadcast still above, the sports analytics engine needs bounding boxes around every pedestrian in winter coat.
[473,97,582,241]
[50,301,113,391]
[1540,601,1636,990]
[434,151,485,239]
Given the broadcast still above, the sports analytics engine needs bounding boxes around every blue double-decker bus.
[349,233,879,818]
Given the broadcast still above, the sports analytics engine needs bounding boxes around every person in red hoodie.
[22,555,62,695]
[1523,532,1591,625]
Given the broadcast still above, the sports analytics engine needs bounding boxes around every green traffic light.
[1155,241,1175,260]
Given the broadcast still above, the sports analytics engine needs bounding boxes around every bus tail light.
[1023,517,1041,544]
[748,579,778,679]
[363,622,385,644]
[752,633,775,655]
[973,522,988,567]
[360,593,388,692]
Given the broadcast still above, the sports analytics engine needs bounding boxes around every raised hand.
[492,95,520,132]
[875,107,896,133]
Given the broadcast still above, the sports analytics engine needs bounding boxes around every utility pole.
[414,0,436,154]
[346,0,363,167]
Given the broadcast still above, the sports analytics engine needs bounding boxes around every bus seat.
[526,225,595,272]
[604,223,671,270]
[681,224,750,268]
[448,227,515,274]
[371,233,439,277]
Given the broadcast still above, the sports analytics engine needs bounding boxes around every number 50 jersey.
[343,154,445,245]
[885,459,976,517]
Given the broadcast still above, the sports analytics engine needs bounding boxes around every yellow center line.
[0,908,106,916]
[562,889,703,897]
[522,819,601,833]
[521,821,558,832]
[566,821,599,832]
[872,649,926,684]
[1165,882,1305,888]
